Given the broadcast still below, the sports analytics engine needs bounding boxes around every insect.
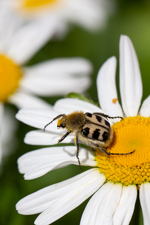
[44,111,134,166]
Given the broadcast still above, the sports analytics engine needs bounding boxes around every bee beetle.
[44,111,134,166]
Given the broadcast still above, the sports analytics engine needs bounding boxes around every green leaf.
[66,92,97,106]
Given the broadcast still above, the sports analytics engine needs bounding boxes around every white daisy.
[4,0,115,36]
[16,35,150,225]
[0,6,92,162]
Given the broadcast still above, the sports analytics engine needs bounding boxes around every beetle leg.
[43,114,66,131]
[93,112,123,120]
[58,131,71,143]
[92,143,135,155]
[75,133,82,170]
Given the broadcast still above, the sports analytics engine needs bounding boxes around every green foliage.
[66,92,97,105]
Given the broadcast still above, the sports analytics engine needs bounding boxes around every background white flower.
[0,6,92,163]
[3,0,116,37]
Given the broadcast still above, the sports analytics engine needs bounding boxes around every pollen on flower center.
[96,116,150,186]
[0,54,22,102]
[22,0,59,9]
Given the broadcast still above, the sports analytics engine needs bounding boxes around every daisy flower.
[0,6,92,162]
[16,35,149,225]
[4,0,115,35]
[0,5,92,107]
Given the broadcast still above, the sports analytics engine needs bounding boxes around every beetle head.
[57,115,67,128]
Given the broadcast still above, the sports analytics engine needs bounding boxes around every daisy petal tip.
[97,56,116,82]
[107,55,117,64]
[15,109,22,119]
[120,34,133,46]
[120,35,132,51]
[15,201,21,211]
[81,58,93,73]
[15,108,28,121]
[24,135,29,144]
[105,56,117,70]
[23,174,31,180]
[120,34,130,40]
[99,56,116,72]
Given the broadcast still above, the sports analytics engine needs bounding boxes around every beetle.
[44,111,134,166]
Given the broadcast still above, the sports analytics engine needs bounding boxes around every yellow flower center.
[21,0,59,10]
[96,116,150,187]
[0,54,22,102]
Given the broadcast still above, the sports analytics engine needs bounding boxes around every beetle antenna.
[93,112,123,120]
[43,114,65,131]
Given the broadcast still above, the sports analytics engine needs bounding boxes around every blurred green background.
[1,0,150,224]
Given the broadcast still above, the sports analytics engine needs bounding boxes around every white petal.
[20,57,92,95]
[97,56,123,117]
[65,0,108,30]
[24,130,74,145]
[139,95,150,117]
[7,18,60,65]
[0,5,23,52]
[9,92,51,109]
[16,108,59,130]
[113,185,137,225]
[119,35,143,116]
[16,168,105,225]
[140,183,150,225]
[23,58,92,75]
[35,169,105,225]
[80,182,122,225]
[18,146,96,180]
[20,73,91,96]
[53,98,103,114]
